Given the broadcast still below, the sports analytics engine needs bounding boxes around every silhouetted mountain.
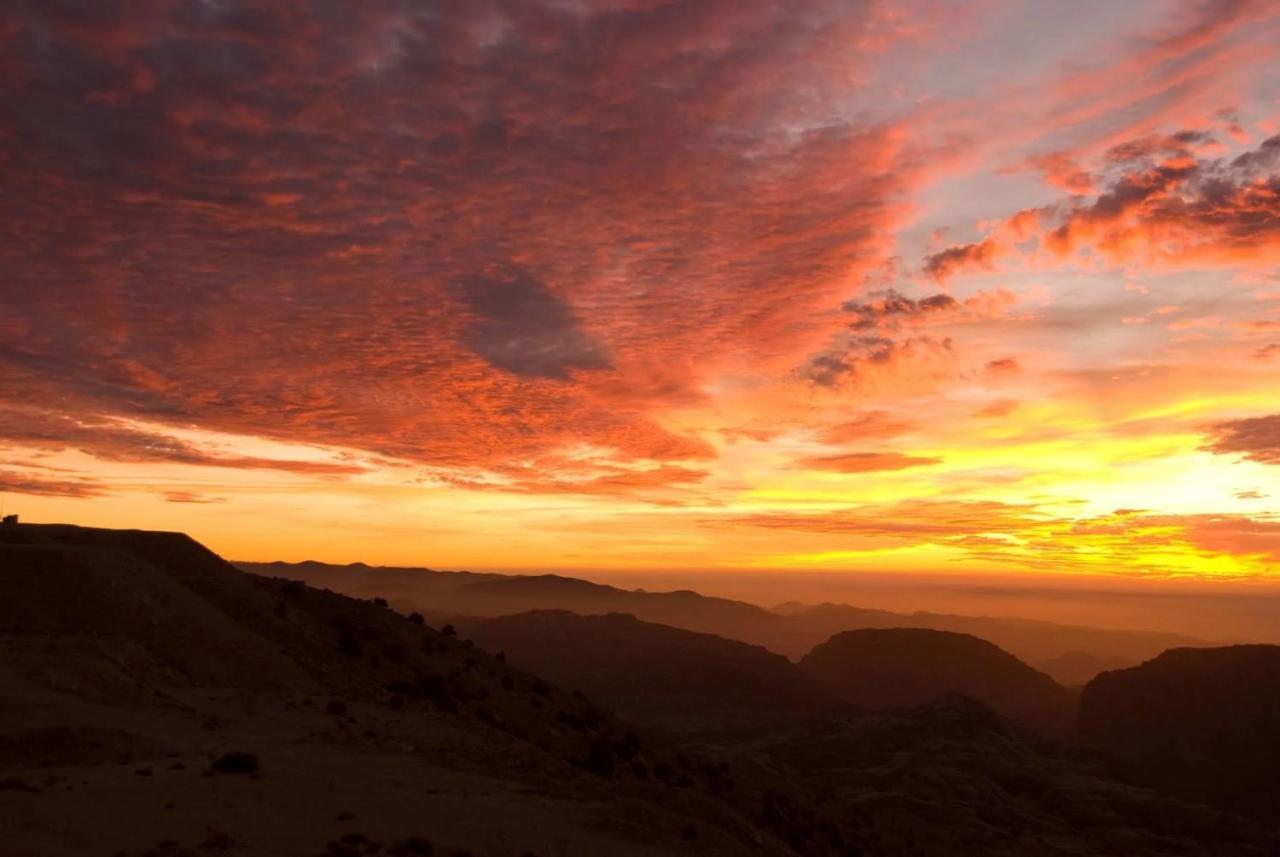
[2,526,1272,856]
[454,610,839,734]
[800,628,1075,732]
[239,560,1210,683]
[1077,645,1280,821]
[0,525,810,856]
[777,602,1202,683]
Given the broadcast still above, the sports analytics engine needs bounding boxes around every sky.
[3,0,1280,584]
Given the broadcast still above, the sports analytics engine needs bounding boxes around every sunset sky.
[3,0,1280,580]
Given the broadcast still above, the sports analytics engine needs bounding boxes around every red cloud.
[0,469,105,499]
[818,411,916,444]
[0,1,935,489]
[923,238,1001,282]
[927,131,1280,279]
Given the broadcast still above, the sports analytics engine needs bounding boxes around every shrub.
[337,632,363,658]
[441,624,457,637]
[209,752,259,775]
[373,597,389,608]
[584,735,616,777]
[407,612,425,625]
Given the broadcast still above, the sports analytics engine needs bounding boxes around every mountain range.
[238,560,1210,685]
[2,524,1276,856]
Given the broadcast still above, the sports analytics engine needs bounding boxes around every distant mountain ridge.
[455,610,840,734]
[2,526,1273,855]
[238,560,1212,683]
[800,628,1075,732]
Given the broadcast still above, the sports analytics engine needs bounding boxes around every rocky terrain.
[2,525,1273,856]
[800,628,1076,733]
[1078,644,1280,821]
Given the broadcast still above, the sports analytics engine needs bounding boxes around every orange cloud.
[793,451,943,473]
[1202,413,1280,465]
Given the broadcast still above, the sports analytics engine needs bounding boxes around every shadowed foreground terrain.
[1078,645,1280,822]
[3,525,1276,856]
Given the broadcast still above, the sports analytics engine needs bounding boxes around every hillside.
[454,610,839,734]
[799,628,1076,732]
[240,560,1209,683]
[775,602,1202,682]
[1077,645,1280,821]
[0,525,810,856]
[3,525,1270,856]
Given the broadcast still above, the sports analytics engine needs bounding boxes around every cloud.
[0,408,366,475]
[841,289,959,330]
[0,469,105,498]
[923,238,1001,282]
[1202,413,1280,464]
[983,358,1019,375]
[927,131,1280,279]
[454,269,610,380]
[1253,343,1280,361]
[975,399,1018,418]
[728,501,1280,570]
[162,491,226,504]
[793,451,942,473]
[802,335,953,388]
[817,411,916,444]
[0,0,931,486]
[797,284,1018,388]
[733,499,1045,537]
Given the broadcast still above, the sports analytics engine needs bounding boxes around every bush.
[209,752,259,775]
[407,612,425,625]
[585,735,616,777]
[441,624,457,637]
[337,632,363,658]
[389,837,433,856]
[373,597,389,608]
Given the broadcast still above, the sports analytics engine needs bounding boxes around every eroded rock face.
[800,627,1075,733]
[1077,644,1280,820]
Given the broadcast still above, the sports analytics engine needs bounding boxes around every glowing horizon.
[3,1,1279,579]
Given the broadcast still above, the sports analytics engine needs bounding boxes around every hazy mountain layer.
[2,526,1270,856]
[239,560,1208,683]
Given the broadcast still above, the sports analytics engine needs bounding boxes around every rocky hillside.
[0,524,811,856]
[1077,645,1280,821]
[455,610,839,734]
[3,525,1271,856]
[800,628,1075,732]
